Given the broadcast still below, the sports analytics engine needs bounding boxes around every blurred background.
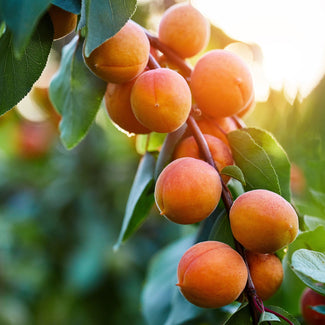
[0,0,325,324]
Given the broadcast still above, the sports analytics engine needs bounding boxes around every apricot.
[104,81,151,135]
[154,157,221,224]
[158,3,210,58]
[246,251,284,300]
[229,189,299,253]
[130,68,192,133]
[84,21,150,84]
[177,241,248,308]
[188,116,238,146]
[173,134,233,183]
[48,5,77,40]
[191,49,254,119]
[290,163,306,197]
[300,287,325,325]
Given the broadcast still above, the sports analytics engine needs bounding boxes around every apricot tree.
[1,1,325,324]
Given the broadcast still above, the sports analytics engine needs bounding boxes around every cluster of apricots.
[51,2,302,312]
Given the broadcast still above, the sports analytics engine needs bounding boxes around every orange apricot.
[300,287,325,325]
[154,157,221,224]
[193,116,238,146]
[48,5,77,40]
[130,68,192,133]
[191,49,254,119]
[104,81,151,135]
[177,241,248,308]
[173,134,233,183]
[229,189,299,253]
[246,251,284,300]
[158,3,210,58]
[84,21,150,84]
[290,163,306,197]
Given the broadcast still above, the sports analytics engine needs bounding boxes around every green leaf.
[243,128,291,201]
[51,0,81,14]
[136,133,167,156]
[304,215,325,231]
[49,36,106,149]
[221,165,246,186]
[0,14,52,114]
[208,210,235,249]
[311,305,325,314]
[0,0,52,57]
[259,311,280,323]
[224,303,251,324]
[267,226,325,315]
[291,249,325,294]
[154,124,187,180]
[264,306,300,325]
[82,0,137,57]
[141,234,196,325]
[228,129,281,195]
[114,153,156,250]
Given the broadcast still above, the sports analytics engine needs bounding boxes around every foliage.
[0,0,325,324]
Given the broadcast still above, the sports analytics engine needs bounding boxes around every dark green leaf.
[114,153,156,250]
[0,0,52,56]
[208,210,235,249]
[291,249,325,295]
[265,306,300,325]
[311,305,325,314]
[141,234,196,325]
[0,15,52,114]
[51,0,81,14]
[154,124,187,179]
[224,303,251,324]
[221,165,246,186]
[243,128,291,201]
[49,36,106,149]
[228,129,281,194]
[82,0,137,57]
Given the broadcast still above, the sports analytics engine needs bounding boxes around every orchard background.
[0,0,325,324]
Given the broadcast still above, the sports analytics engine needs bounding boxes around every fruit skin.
[246,251,283,300]
[173,134,233,183]
[191,49,254,119]
[48,5,77,40]
[158,3,210,58]
[130,68,192,133]
[104,81,151,135]
[155,157,221,224]
[300,287,325,325]
[84,21,150,84]
[177,241,248,308]
[229,189,299,253]
[290,163,306,197]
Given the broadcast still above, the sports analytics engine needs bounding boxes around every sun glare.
[192,0,325,103]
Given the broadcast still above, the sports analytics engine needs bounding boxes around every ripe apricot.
[154,157,221,224]
[300,287,325,325]
[177,241,248,308]
[190,116,238,146]
[191,49,254,119]
[130,68,192,133]
[173,134,233,183]
[84,21,150,84]
[229,189,299,253]
[48,5,77,40]
[290,163,306,197]
[104,81,151,135]
[158,3,210,58]
[246,251,284,300]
